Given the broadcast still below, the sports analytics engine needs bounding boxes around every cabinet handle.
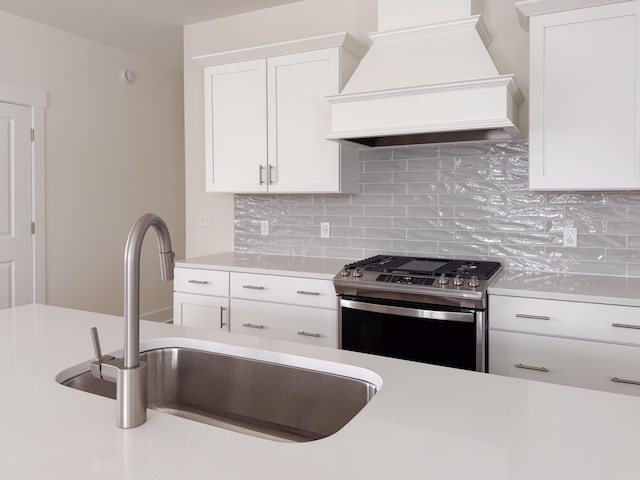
[243,323,265,329]
[297,331,321,338]
[259,165,265,185]
[611,322,640,330]
[515,363,549,373]
[220,306,227,328]
[296,290,320,296]
[188,280,209,285]
[268,165,275,185]
[515,313,550,321]
[611,377,640,386]
[242,285,265,290]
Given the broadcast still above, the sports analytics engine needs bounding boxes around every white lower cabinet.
[173,266,338,347]
[173,292,230,332]
[230,299,337,348]
[490,330,640,396]
[489,294,640,397]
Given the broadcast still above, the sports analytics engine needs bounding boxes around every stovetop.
[333,255,502,309]
[345,255,501,279]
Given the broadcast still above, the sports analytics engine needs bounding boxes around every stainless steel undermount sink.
[56,337,381,442]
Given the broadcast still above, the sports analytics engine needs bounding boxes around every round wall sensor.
[120,69,135,83]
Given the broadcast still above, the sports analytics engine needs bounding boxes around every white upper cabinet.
[204,59,268,192]
[523,1,640,190]
[197,33,364,194]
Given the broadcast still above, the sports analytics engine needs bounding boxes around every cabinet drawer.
[174,268,229,297]
[489,295,640,346]
[230,299,337,348]
[489,330,640,397]
[230,272,337,309]
[173,292,229,331]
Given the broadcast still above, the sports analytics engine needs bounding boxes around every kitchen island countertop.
[2,304,639,479]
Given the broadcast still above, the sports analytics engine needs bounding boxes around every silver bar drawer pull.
[296,290,320,296]
[611,323,640,330]
[515,363,549,373]
[243,323,265,329]
[188,280,209,285]
[297,331,321,338]
[515,314,550,321]
[220,306,227,328]
[242,285,265,290]
[611,377,640,386]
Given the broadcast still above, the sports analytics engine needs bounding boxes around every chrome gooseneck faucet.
[90,213,174,428]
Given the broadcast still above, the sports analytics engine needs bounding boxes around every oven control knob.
[453,275,464,286]
[468,275,480,288]
[340,267,351,277]
[437,273,448,285]
[352,268,363,278]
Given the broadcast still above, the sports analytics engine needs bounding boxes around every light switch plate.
[260,220,269,236]
[199,215,211,228]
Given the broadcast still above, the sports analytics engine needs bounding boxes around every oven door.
[339,297,485,372]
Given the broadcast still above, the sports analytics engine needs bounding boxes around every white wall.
[0,11,185,318]
[183,0,378,258]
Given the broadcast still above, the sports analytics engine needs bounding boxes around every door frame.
[0,83,47,304]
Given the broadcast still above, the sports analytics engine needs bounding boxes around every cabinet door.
[529,2,640,190]
[490,330,640,397]
[230,298,338,348]
[173,292,229,331]
[204,59,268,192]
[267,48,342,193]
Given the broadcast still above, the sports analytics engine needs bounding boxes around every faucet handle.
[90,327,103,361]
[89,327,118,382]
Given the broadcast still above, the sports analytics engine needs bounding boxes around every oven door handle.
[340,299,475,323]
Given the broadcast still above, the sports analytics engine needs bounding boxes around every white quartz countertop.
[3,304,640,479]
[489,270,640,307]
[174,252,349,280]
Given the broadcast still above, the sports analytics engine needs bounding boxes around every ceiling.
[0,0,303,68]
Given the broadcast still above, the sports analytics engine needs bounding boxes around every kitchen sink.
[56,337,381,442]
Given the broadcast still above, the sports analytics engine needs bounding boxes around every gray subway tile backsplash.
[234,141,640,277]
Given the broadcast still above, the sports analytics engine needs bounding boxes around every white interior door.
[0,102,32,309]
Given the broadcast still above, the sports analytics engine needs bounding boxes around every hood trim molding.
[327,75,523,146]
[369,15,492,48]
[327,75,524,104]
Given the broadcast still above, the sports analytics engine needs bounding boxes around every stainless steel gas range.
[333,255,502,372]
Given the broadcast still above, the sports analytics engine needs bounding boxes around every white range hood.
[326,0,524,147]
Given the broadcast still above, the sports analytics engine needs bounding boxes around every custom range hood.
[326,0,524,147]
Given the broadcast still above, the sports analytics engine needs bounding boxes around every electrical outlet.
[563,226,578,248]
[260,220,269,236]
[199,215,211,228]
[320,222,330,238]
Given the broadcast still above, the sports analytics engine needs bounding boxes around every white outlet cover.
[260,220,269,236]
[563,226,578,247]
[320,222,330,238]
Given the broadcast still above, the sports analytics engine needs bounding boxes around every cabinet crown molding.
[193,32,367,67]
[515,0,636,30]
